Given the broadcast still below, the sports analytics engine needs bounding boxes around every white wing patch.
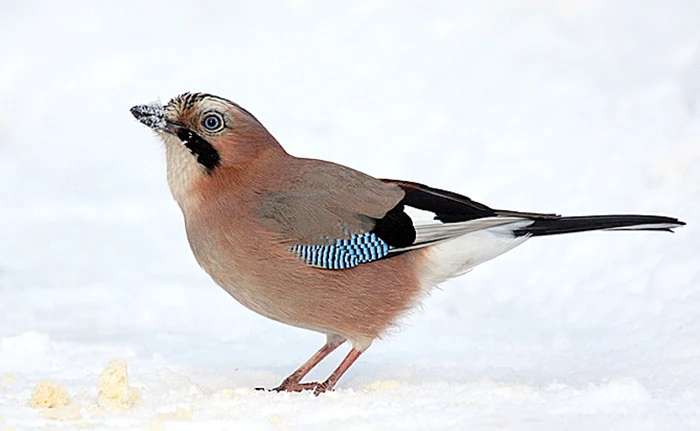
[397,205,533,251]
[404,206,439,225]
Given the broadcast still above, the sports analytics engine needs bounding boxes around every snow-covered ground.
[1,1,699,429]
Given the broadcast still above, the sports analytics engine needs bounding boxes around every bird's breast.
[183,208,298,322]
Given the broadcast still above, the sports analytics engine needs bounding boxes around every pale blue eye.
[202,114,223,131]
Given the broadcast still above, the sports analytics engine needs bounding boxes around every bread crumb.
[28,379,73,409]
[269,414,284,424]
[39,403,83,421]
[365,380,400,391]
[97,359,140,411]
[3,425,16,431]
[2,373,18,386]
[155,407,192,421]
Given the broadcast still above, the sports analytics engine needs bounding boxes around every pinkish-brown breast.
[180,153,425,347]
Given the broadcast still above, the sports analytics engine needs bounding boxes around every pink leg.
[270,337,345,392]
[312,347,365,395]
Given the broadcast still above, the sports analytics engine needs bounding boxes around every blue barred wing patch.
[291,232,392,269]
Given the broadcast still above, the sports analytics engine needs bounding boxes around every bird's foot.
[270,381,319,393]
[311,381,331,395]
[257,380,331,395]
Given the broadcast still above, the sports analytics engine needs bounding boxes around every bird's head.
[131,92,282,170]
[131,92,282,202]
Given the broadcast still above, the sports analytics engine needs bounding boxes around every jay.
[131,92,684,395]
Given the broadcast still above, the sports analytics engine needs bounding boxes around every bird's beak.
[130,102,179,134]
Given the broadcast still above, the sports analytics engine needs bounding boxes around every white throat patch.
[160,132,205,207]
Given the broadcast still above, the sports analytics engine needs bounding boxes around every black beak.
[130,102,176,133]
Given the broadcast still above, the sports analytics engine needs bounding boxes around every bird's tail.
[513,214,685,237]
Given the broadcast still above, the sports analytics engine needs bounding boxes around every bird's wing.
[381,179,557,251]
[256,161,406,246]
[256,165,552,270]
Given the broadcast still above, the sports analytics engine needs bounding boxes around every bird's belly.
[185,221,426,343]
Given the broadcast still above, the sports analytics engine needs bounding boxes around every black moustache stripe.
[176,128,221,172]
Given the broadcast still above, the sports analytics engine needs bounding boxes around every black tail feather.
[514,215,685,237]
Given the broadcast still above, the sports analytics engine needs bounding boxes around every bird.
[130,92,685,395]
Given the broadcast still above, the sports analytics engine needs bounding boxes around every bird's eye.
[202,113,224,132]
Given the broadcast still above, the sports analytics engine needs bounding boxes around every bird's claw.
[259,380,331,395]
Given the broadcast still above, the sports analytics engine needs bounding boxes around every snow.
[1,0,699,429]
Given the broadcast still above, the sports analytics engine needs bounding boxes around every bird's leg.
[269,335,345,392]
[312,347,365,395]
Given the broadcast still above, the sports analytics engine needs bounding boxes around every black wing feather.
[371,180,683,247]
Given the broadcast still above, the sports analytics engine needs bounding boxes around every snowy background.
[1,0,699,429]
